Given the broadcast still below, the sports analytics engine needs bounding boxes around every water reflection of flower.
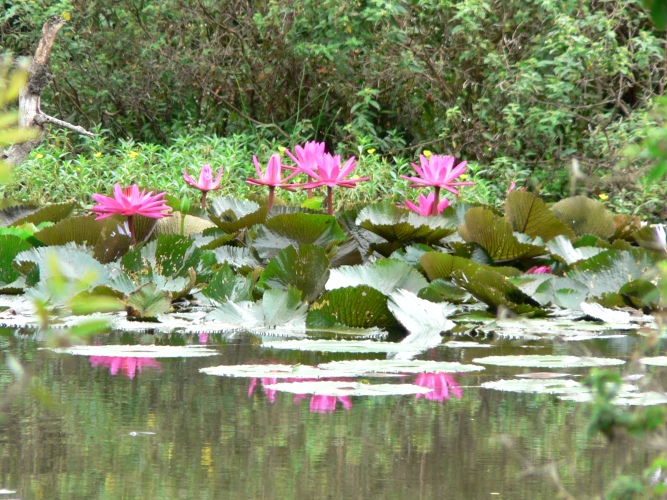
[198,333,209,344]
[89,356,162,379]
[414,372,462,402]
[248,378,353,413]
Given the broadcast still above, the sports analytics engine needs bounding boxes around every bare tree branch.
[2,16,95,167]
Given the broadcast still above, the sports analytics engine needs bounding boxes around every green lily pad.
[126,282,172,319]
[639,357,667,367]
[210,246,261,270]
[122,234,202,279]
[355,201,457,244]
[505,191,575,242]
[263,381,433,396]
[253,213,346,260]
[153,211,216,236]
[0,235,31,289]
[459,207,544,262]
[444,341,492,348]
[387,289,456,334]
[200,263,253,304]
[633,225,667,253]
[258,244,330,302]
[547,235,605,265]
[567,249,661,297]
[318,359,484,374]
[420,252,521,282]
[0,202,75,228]
[207,196,266,232]
[418,278,470,304]
[551,196,616,238]
[472,355,625,368]
[326,258,428,295]
[511,274,589,309]
[46,345,219,357]
[308,285,399,329]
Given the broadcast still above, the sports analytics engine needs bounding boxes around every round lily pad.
[640,357,667,367]
[318,360,484,374]
[263,381,432,396]
[46,345,220,358]
[444,341,492,348]
[481,378,584,394]
[515,372,572,379]
[262,339,423,353]
[472,355,625,368]
[200,364,356,379]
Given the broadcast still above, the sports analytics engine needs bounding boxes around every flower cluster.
[91,145,476,243]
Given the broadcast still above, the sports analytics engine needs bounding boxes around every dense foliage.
[1,0,665,192]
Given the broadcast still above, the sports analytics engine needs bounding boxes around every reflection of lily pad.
[264,381,432,396]
[481,378,584,394]
[318,359,484,374]
[640,357,667,367]
[46,345,220,357]
[199,364,348,378]
[263,339,430,353]
[472,355,625,368]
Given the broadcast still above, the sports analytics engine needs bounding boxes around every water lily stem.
[327,186,333,215]
[201,191,207,210]
[268,186,275,212]
[127,215,136,245]
[431,186,441,216]
[307,175,313,199]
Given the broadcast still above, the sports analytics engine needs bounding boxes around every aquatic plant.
[403,192,450,216]
[285,141,326,199]
[401,154,474,216]
[246,153,299,211]
[297,153,369,215]
[183,164,224,209]
[91,184,171,244]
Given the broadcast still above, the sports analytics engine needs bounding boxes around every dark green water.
[0,331,655,499]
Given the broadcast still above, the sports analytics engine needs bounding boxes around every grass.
[3,127,666,220]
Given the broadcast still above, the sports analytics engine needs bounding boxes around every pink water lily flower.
[89,356,162,379]
[183,164,224,209]
[526,265,552,274]
[404,192,450,216]
[298,153,369,215]
[246,153,300,211]
[286,141,326,199]
[414,372,462,402]
[402,154,474,195]
[92,183,171,244]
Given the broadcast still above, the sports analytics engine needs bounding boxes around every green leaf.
[201,263,253,304]
[309,285,400,329]
[258,244,330,302]
[126,282,172,319]
[417,278,470,303]
[356,201,457,244]
[551,196,616,239]
[67,318,112,337]
[153,211,216,236]
[69,293,125,315]
[511,274,589,308]
[387,289,456,334]
[252,213,345,260]
[505,190,574,242]
[459,207,544,262]
[0,235,31,288]
[547,235,605,265]
[207,196,266,232]
[326,258,427,296]
[567,249,662,297]
[651,0,667,29]
[210,246,261,270]
[420,252,522,281]
[0,202,76,228]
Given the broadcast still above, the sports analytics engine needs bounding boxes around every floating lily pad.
[547,235,604,265]
[515,372,573,379]
[263,381,433,397]
[199,364,347,379]
[551,196,616,238]
[153,211,216,236]
[45,345,220,357]
[579,302,631,324]
[308,285,399,329]
[640,357,667,367]
[505,191,575,242]
[210,246,261,270]
[200,263,253,304]
[444,341,492,348]
[263,339,429,353]
[481,378,584,394]
[207,196,266,233]
[318,359,484,374]
[1,202,75,228]
[472,355,625,368]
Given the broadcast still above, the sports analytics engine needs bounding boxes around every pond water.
[0,328,660,499]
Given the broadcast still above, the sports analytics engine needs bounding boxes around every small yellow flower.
[366,148,376,155]
[459,174,468,180]
[346,25,352,33]
[62,12,71,21]
[128,151,139,159]
[278,146,286,153]
[93,152,102,158]
[36,153,44,159]
[423,150,432,158]
[598,193,609,200]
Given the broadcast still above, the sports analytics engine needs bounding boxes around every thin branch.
[34,113,95,137]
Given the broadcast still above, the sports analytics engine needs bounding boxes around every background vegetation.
[1,0,667,216]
